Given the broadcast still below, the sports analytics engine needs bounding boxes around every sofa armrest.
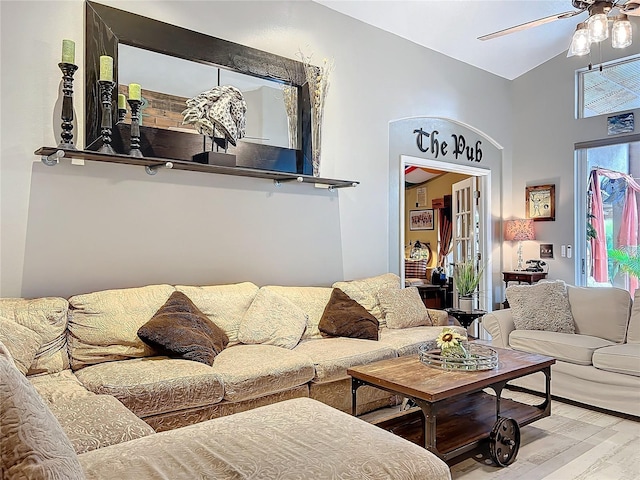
[427,309,449,327]
[482,309,515,349]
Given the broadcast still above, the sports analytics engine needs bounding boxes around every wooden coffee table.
[348,346,555,466]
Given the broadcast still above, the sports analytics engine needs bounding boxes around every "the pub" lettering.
[413,128,482,163]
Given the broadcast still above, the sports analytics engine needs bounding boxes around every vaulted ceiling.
[314,1,639,80]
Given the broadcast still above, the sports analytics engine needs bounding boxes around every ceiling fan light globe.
[569,24,591,56]
[587,13,609,42]
[611,16,632,48]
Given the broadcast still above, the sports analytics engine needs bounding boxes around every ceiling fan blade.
[478,10,584,41]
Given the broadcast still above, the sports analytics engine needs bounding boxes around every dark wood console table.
[502,271,548,288]
[502,271,548,308]
[416,284,450,309]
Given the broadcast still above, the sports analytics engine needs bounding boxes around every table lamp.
[504,219,535,271]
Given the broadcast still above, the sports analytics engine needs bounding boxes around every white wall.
[0,0,515,298]
[512,41,640,283]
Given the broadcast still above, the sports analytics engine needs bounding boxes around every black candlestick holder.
[58,62,78,149]
[117,108,127,124]
[98,80,116,154]
[127,98,143,157]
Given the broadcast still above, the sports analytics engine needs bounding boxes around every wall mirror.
[85,1,312,174]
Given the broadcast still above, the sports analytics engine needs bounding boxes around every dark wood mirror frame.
[84,1,312,175]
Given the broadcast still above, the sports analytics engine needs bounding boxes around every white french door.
[452,177,483,308]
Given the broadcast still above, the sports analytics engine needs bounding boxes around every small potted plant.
[454,261,484,312]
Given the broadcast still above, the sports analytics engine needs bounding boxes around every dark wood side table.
[502,271,548,308]
[415,284,449,309]
[444,308,487,329]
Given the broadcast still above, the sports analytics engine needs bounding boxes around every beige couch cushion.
[592,344,640,376]
[68,284,175,369]
[332,273,401,327]
[509,330,615,365]
[211,344,315,402]
[74,357,224,418]
[378,325,466,357]
[238,288,307,349]
[0,316,42,375]
[626,289,640,344]
[0,297,70,375]
[48,395,155,454]
[262,286,333,339]
[567,285,632,343]
[506,281,575,333]
[0,342,85,480]
[378,287,432,329]
[29,370,95,403]
[77,397,451,480]
[176,282,259,345]
[293,337,397,383]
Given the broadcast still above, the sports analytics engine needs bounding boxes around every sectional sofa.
[1,273,462,476]
[1,340,452,480]
[483,282,639,417]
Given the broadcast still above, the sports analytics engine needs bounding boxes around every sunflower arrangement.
[436,328,468,358]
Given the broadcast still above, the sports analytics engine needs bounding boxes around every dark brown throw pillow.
[138,291,228,366]
[318,288,379,341]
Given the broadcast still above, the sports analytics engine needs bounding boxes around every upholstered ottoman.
[78,397,452,479]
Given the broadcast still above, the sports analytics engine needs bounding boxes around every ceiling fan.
[478,1,640,42]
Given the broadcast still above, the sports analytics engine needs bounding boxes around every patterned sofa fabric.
[0,297,70,375]
[309,377,396,415]
[0,341,85,480]
[262,285,334,339]
[47,395,155,454]
[378,325,462,357]
[77,397,452,480]
[74,357,224,418]
[146,384,309,432]
[176,282,259,345]
[210,344,315,402]
[332,272,401,327]
[29,370,96,403]
[68,284,176,369]
[293,337,397,383]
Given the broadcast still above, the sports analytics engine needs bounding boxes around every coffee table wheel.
[489,417,520,467]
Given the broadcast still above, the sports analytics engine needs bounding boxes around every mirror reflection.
[118,44,292,149]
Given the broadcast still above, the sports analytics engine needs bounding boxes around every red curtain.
[438,209,452,268]
[589,170,608,282]
[591,168,640,294]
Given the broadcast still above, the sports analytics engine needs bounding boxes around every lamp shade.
[504,219,535,241]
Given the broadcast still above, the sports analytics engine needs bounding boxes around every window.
[577,54,640,118]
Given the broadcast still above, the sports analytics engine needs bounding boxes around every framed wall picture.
[409,209,435,230]
[526,184,555,221]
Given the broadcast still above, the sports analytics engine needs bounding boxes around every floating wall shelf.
[35,147,359,190]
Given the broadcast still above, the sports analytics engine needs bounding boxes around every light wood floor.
[449,390,640,480]
[362,389,640,479]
